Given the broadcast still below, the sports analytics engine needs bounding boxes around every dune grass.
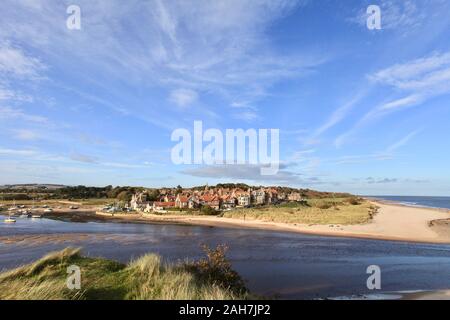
[0,247,248,300]
[223,197,377,225]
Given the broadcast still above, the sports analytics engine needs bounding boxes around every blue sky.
[1,0,450,196]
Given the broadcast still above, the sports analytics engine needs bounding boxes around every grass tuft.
[0,246,248,300]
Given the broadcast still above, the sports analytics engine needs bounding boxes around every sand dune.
[136,201,450,244]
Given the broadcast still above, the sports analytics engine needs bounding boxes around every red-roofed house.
[200,194,221,210]
[175,195,189,209]
[153,201,176,211]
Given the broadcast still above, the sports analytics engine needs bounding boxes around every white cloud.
[0,0,323,120]
[0,85,33,102]
[0,41,45,79]
[335,130,420,163]
[335,51,450,147]
[233,111,259,122]
[0,148,37,156]
[385,129,420,154]
[370,52,450,92]
[169,88,198,108]
[310,88,370,141]
[12,129,41,141]
[0,106,48,123]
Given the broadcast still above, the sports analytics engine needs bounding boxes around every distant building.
[288,192,302,202]
[221,195,237,209]
[130,192,149,211]
[153,201,176,211]
[252,189,266,205]
[188,196,200,209]
[175,195,189,209]
[237,193,251,207]
[200,194,221,210]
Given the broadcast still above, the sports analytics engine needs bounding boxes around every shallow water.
[1,217,450,299]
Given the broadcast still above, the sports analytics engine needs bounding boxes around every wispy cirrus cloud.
[12,129,42,141]
[0,148,38,156]
[0,42,44,106]
[169,88,198,108]
[0,0,324,125]
[335,51,450,147]
[305,88,370,145]
[0,41,45,79]
[0,106,48,123]
[334,129,420,165]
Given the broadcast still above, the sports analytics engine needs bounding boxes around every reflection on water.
[1,217,450,299]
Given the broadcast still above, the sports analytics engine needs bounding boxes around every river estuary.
[1,217,450,299]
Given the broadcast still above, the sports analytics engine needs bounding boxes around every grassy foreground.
[0,246,249,300]
[223,198,378,225]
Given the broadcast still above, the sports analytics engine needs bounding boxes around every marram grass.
[0,247,247,300]
[223,198,378,225]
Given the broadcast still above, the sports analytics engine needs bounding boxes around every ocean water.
[369,196,450,210]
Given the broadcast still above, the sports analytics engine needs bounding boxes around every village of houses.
[129,186,305,214]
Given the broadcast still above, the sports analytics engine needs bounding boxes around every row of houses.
[131,186,305,212]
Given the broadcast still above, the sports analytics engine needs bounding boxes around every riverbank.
[137,202,450,244]
[14,200,447,244]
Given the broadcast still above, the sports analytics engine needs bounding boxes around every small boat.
[32,214,43,219]
[44,208,53,213]
[4,217,16,223]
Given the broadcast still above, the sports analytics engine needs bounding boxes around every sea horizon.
[366,195,450,210]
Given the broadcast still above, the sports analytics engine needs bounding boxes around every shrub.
[316,202,332,209]
[186,244,247,295]
[200,205,219,216]
[346,197,361,205]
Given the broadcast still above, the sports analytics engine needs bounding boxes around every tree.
[116,190,132,202]
[147,189,160,201]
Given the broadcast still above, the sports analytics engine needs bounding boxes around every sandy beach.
[130,201,450,244]
[9,200,449,244]
[56,201,450,244]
